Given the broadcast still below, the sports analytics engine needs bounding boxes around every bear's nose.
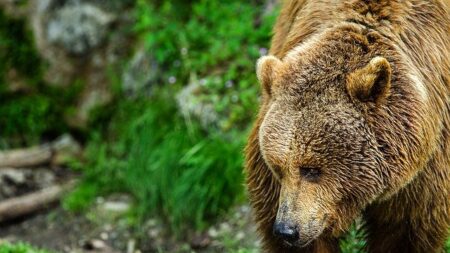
[273,221,299,243]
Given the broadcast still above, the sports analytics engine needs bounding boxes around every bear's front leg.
[364,216,449,252]
[364,193,450,253]
[364,152,450,253]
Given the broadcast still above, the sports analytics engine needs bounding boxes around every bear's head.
[257,28,393,247]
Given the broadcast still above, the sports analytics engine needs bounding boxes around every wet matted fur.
[245,1,450,252]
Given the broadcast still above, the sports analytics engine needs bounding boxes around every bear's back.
[270,0,449,124]
[271,0,450,81]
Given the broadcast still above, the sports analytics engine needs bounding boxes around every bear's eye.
[299,167,321,182]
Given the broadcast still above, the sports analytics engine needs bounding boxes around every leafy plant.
[340,223,366,253]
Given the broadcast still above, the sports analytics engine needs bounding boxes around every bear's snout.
[273,221,299,244]
[273,217,325,247]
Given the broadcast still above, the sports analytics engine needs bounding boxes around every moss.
[0,10,43,87]
[0,10,82,148]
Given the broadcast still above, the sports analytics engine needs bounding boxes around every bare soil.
[0,200,259,253]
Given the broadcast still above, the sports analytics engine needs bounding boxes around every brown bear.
[245,0,450,252]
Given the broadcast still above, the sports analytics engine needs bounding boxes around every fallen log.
[0,145,52,169]
[0,181,76,222]
[0,134,81,168]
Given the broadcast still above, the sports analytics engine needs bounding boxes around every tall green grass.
[124,97,245,232]
[65,91,246,234]
[65,0,276,235]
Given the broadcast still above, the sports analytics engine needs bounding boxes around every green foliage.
[63,133,127,212]
[126,0,277,231]
[63,180,104,212]
[0,95,51,144]
[66,89,246,234]
[0,242,51,253]
[0,10,42,86]
[63,98,152,212]
[446,235,450,253]
[124,96,245,232]
[135,0,277,130]
[66,0,277,236]
[0,10,81,148]
[340,224,366,253]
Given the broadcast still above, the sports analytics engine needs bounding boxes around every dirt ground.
[0,201,260,253]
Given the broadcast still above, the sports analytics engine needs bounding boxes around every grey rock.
[0,168,56,201]
[0,169,26,185]
[176,80,220,129]
[3,0,135,128]
[51,134,82,165]
[263,0,279,16]
[96,194,133,216]
[46,3,115,55]
[33,169,56,188]
[37,0,131,127]
[85,0,135,13]
[101,201,131,213]
[0,169,27,199]
[122,47,158,97]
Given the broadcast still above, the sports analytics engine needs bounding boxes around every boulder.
[1,0,136,128]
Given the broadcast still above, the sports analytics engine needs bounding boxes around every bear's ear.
[256,55,282,96]
[346,57,392,104]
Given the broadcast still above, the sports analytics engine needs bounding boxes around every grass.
[125,113,246,232]
[0,242,51,253]
[64,0,277,237]
[135,0,276,130]
[64,90,247,235]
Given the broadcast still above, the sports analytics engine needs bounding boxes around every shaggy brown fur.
[245,0,450,252]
